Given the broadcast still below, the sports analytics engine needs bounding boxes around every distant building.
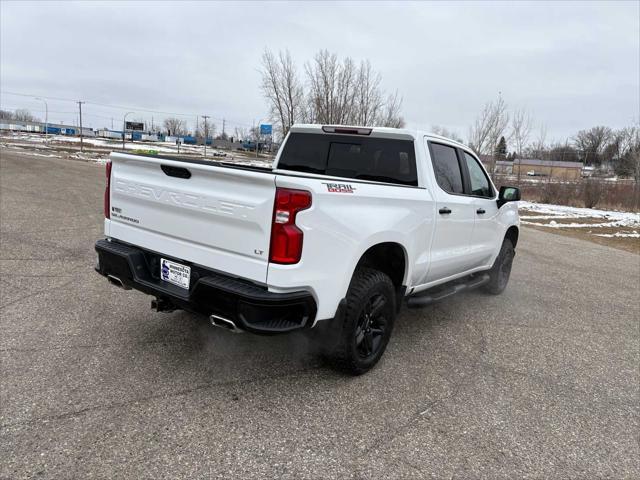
[494,160,513,175]
[513,159,584,180]
[478,155,513,175]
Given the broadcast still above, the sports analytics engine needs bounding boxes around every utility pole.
[35,97,48,142]
[255,119,266,158]
[122,112,134,150]
[253,120,257,158]
[222,118,226,137]
[77,101,85,152]
[201,115,210,158]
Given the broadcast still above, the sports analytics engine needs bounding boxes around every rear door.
[424,140,477,282]
[106,153,276,284]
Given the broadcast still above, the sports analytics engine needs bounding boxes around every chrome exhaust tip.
[107,274,131,290]
[209,314,243,333]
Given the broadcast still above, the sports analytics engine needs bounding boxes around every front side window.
[463,152,493,197]
[429,143,463,194]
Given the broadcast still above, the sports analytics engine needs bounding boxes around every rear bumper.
[94,239,317,334]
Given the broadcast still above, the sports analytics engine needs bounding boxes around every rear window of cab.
[277,132,418,186]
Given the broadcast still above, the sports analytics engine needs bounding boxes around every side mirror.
[497,186,521,208]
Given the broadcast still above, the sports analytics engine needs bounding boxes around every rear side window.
[430,143,464,194]
[278,133,417,186]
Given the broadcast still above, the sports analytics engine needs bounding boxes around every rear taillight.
[269,188,312,264]
[104,161,112,218]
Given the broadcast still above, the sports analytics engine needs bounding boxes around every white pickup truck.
[95,124,520,374]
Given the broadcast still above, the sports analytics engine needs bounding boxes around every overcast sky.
[1,1,638,142]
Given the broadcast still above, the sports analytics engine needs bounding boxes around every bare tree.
[352,60,384,125]
[612,125,640,188]
[509,108,533,156]
[0,110,14,120]
[261,49,405,129]
[529,123,548,158]
[573,126,613,166]
[13,109,39,122]
[234,126,249,142]
[305,50,357,124]
[261,49,304,137]
[379,91,405,128]
[468,95,509,155]
[431,125,463,143]
[163,117,187,136]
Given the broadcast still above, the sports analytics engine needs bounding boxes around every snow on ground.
[0,132,273,168]
[594,232,640,238]
[518,201,640,242]
[518,201,638,223]
[1,132,193,153]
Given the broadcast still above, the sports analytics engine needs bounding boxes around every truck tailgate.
[106,152,275,284]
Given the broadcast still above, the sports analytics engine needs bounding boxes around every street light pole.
[122,112,134,150]
[35,97,48,142]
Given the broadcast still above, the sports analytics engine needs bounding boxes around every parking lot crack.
[1,366,323,429]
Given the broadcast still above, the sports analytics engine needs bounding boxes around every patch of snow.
[521,220,635,229]
[519,200,640,239]
[518,215,565,220]
[518,201,639,223]
[593,232,640,238]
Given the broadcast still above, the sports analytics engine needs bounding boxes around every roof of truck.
[289,124,468,149]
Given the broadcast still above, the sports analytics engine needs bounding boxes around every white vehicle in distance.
[95,124,520,374]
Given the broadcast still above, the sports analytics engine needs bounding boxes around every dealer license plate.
[160,258,191,289]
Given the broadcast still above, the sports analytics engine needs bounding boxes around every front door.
[461,150,502,268]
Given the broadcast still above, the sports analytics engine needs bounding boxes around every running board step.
[406,273,490,308]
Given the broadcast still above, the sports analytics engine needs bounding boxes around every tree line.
[1,109,40,123]
[450,94,639,182]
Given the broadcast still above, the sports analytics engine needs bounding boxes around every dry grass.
[522,222,639,254]
[493,175,640,212]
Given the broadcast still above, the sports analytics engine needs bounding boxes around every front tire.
[483,238,515,295]
[327,267,396,375]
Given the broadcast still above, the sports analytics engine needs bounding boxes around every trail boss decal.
[323,182,356,193]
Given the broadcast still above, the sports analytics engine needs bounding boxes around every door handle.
[439,207,452,215]
[476,208,486,214]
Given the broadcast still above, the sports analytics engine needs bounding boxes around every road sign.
[125,121,144,131]
[259,124,272,135]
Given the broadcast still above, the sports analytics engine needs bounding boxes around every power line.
[0,105,115,120]
[0,90,79,103]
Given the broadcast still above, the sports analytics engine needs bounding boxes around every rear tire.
[483,238,515,295]
[326,267,396,375]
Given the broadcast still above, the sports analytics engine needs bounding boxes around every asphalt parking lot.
[1,149,638,479]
